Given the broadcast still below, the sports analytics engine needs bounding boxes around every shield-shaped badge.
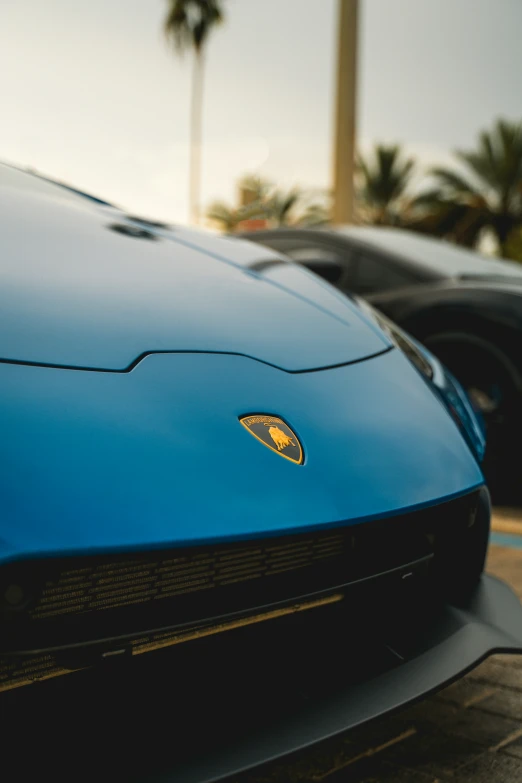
[239,415,303,465]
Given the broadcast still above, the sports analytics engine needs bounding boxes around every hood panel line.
[0,346,394,375]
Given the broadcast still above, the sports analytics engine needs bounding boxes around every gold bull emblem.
[266,424,295,452]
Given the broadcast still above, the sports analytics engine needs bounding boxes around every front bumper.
[173,575,522,782]
[4,573,522,782]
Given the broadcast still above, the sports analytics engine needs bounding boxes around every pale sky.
[1,0,521,224]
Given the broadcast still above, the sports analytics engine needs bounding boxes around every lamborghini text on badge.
[239,415,303,464]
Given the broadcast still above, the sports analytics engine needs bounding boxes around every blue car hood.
[0,349,482,563]
[0,185,389,372]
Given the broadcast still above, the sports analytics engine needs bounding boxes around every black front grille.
[27,531,346,621]
[0,528,355,655]
[0,490,481,661]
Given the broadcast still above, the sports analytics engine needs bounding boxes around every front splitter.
[165,575,522,782]
[3,575,522,782]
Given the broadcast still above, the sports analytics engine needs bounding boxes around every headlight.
[433,367,486,464]
[370,310,434,381]
[357,300,486,463]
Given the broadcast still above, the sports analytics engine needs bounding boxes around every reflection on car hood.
[0,186,390,371]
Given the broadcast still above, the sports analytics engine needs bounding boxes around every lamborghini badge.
[239,415,303,464]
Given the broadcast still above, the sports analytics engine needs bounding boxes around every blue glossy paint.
[0,348,483,564]
[0,165,486,568]
[0,177,388,371]
[414,342,486,463]
[354,299,486,464]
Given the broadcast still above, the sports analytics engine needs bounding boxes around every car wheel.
[423,332,521,501]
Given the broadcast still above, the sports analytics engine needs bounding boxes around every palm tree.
[206,200,242,232]
[298,200,331,227]
[237,174,272,204]
[206,178,330,232]
[270,187,332,227]
[356,144,415,225]
[269,188,303,227]
[164,0,225,225]
[414,119,522,256]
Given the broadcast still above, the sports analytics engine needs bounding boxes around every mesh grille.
[29,531,347,621]
[0,491,480,662]
[0,654,66,693]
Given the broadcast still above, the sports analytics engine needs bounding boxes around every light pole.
[332,0,359,224]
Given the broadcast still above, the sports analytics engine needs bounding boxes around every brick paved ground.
[234,542,522,783]
[492,507,522,535]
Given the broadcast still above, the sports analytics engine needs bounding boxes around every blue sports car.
[1,163,522,781]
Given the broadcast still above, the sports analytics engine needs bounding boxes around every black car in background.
[240,226,522,497]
